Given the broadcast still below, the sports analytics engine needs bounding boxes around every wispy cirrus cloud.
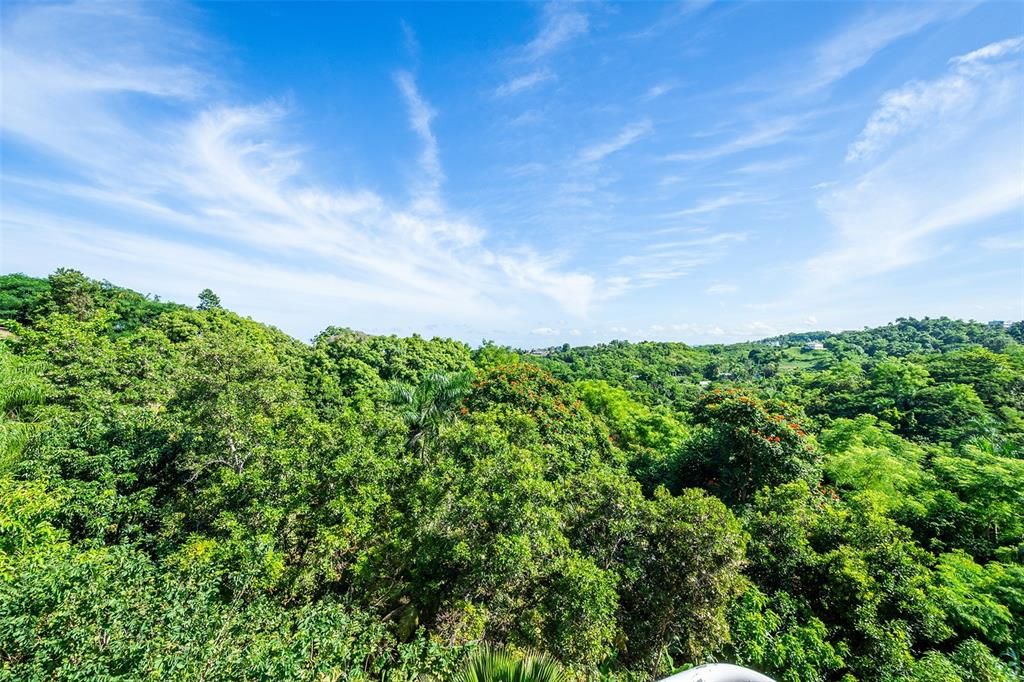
[4,1,1017,346]
[734,157,805,175]
[663,116,802,162]
[494,3,587,98]
[796,4,971,95]
[0,1,599,336]
[808,37,1024,286]
[395,70,444,213]
[614,232,747,288]
[626,0,714,41]
[578,119,653,164]
[950,35,1024,66]
[691,6,969,181]
[846,35,1023,162]
[494,68,556,97]
[663,192,757,217]
[644,81,678,100]
[0,2,205,177]
[706,283,738,295]
[523,3,589,61]
[980,234,1024,251]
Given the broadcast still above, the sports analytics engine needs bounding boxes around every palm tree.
[390,370,474,457]
[0,349,44,473]
[453,646,568,682]
[967,436,1019,459]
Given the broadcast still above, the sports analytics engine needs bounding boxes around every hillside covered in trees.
[1,269,1022,681]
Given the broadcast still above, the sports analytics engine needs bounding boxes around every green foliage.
[474,340,524,369]
[390,370,474,454]
[910,383,990,443]
[1,544,460,682]
[742,481,956,681]
[617,487,746,675]
[454,646,567,682]
[0,347,45,471]
[315,326,474,385]
[0,273,50,323]
[0,271,1021,681]
[947,639,1017,682]
[928,441,1024,559]
[532,340,709,410]
[1,270,178,334]
[826,317,1015,356]
[932,551,1023,649]
[196,288,222,310]
[820,415,934,522]
[46,268,102,320]
[576,380,686,491]
[680,390,818,504]
[728,586,846,682]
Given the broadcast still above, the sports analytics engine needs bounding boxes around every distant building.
[803,341,825,351]
[988,320,1010,329]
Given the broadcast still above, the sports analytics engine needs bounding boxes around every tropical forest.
[0,269,1022,681]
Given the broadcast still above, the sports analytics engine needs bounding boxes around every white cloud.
[734,157,804,174]
[812,145,1022,284]
[706,283,738,295]
[644,81,677,100]
[949,36,1023,66]
[627,1,713,40]
[531,326,560,336]
[0,2,204,179]
[658,174,687,187]
[495,68,556,97]
[614,232,746,289]
[505,161,547,177]
[663,117,801,162]
[490,3,586,123]
[395,71,444,213]
[496,251,595,317]
[980,234,1024,251]
[847,36,1024,162]
[808,38,1024,286]
[799,6,968,94]
[523,3,588,61]
[401,20,421,62]
[0,2,600,339]
[578,119,653,164]
[663,193,755,217]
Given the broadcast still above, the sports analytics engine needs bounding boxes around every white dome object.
[659,663,777,682]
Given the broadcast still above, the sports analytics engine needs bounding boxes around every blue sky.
[2,1,1022,346]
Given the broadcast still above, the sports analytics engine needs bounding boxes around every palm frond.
[454,645,567,682]
[0,349,46,470]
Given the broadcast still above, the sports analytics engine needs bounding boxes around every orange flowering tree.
[681,389,818,505]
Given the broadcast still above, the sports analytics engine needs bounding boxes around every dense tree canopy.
[0,271,1021,681]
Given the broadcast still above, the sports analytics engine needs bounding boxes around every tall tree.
[197,288,222,311]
